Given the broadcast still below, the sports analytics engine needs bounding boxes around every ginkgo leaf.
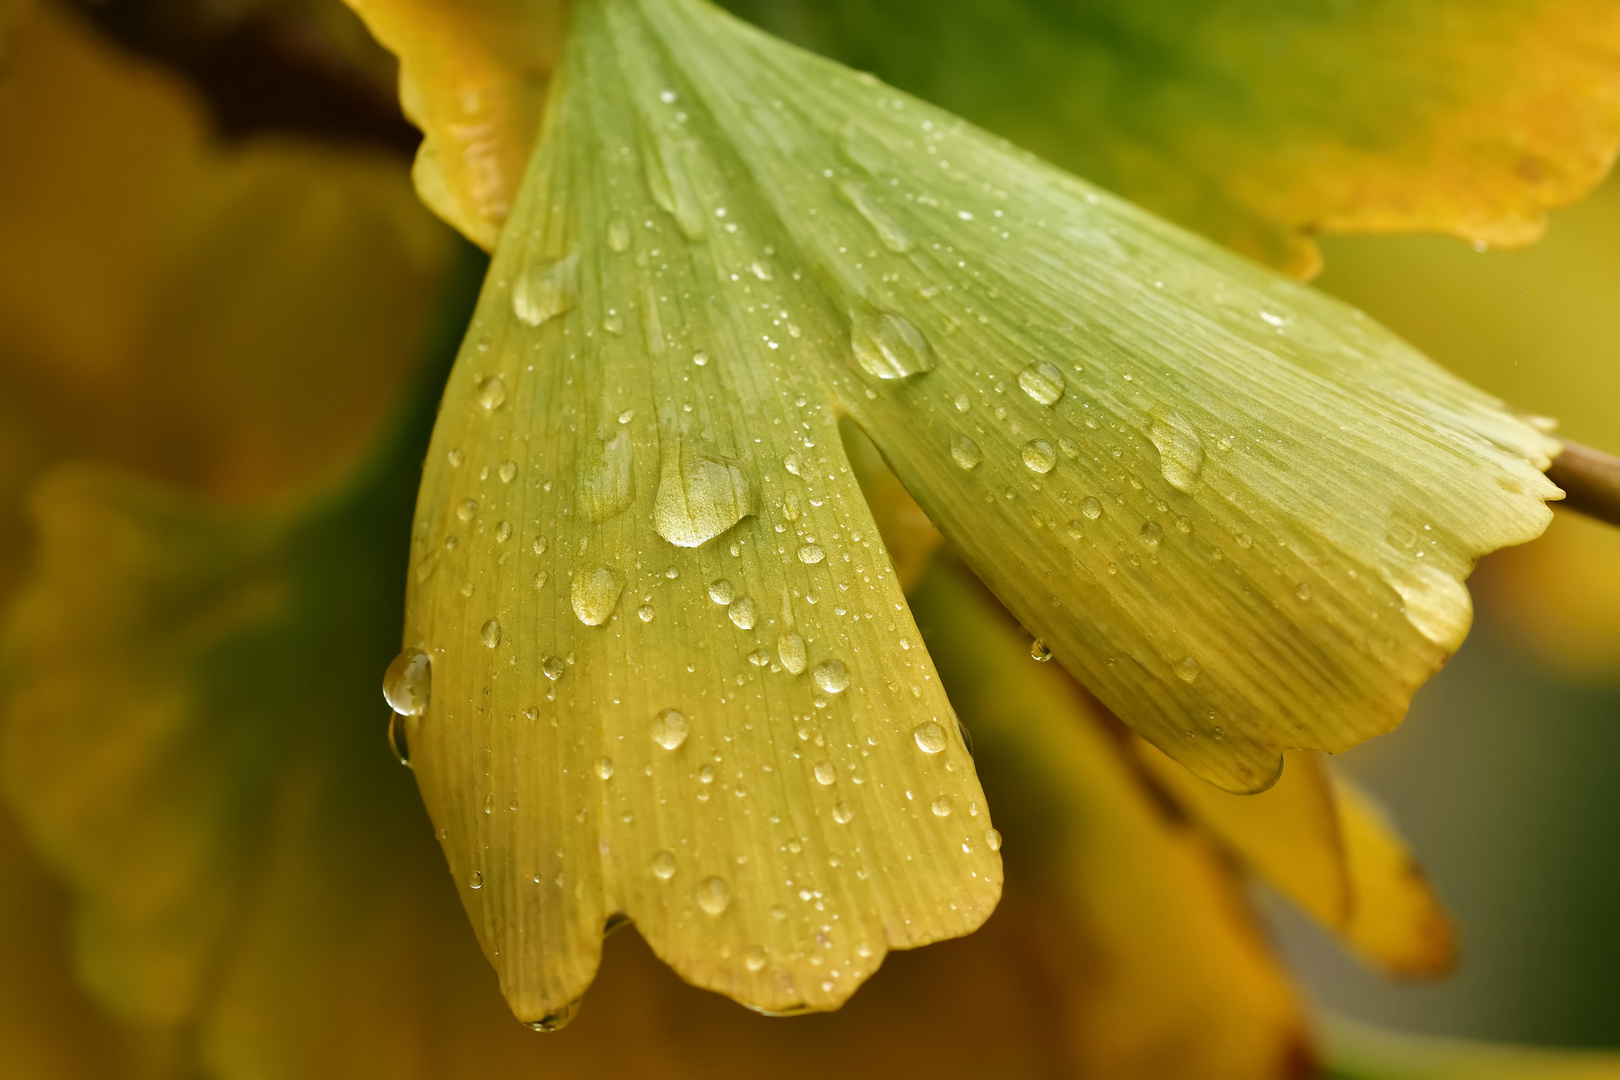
[729,0,1620,278]
[343,0,568,249]
[403,0,1561,1019]
[909,556,1310,1077]
[1139,743,1456,976]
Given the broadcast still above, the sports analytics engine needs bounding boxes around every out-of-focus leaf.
[1323,1014,1620,1080]
[728,0,1620,279]
[342,0,567,248]
[1139,744,1350,928]
[1141,743,1455,976]
[0,2,453,601]
[910,557,1312,1078]
[1316,175,1620,683]
[0,808,146,1080]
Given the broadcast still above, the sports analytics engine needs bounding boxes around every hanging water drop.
[382,648,431,715]
[1030,639,1051,662]
[386,710,412,767]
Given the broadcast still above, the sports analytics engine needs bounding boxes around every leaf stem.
[1548,440,1620,528]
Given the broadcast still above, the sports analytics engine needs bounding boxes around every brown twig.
[1548,440,1620,528]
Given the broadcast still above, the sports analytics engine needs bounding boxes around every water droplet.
[542,656,566,680]
[913,722,947,754]
[813,660,850,694]
[1296,583,1313,601]
[698,764,716,784]
[1017,362,1065,406]
[692,350,709,367]
[497,460,518,483]
[813,760,836,785]
[387,710,412,767]
[745,945,768,971]
[985,828,1002,852]
[572,566,623,626]
[798,544,825,564]
[578,429,635,522]
[1176,516,1192,534]
[383,648,431,715]
[1021,440,1056,474]
[456,499,478,522]
[1030,639,1051,662]
[512,251,579,327]
[1388,563,1472,651]
[783,452,806,477]
[651,850,677,879]
[1140,520,1163,550]
[931,796,952,818]
[476,376,507,411]
[1237,533,1254,549]
[525,999,582,1033]
[608,219,631,252]
[447,448,464,467]
[729,597,757,630]
[468,870,483,890]
[850,305,934,380]
[654,440,754,547]
[1149,409,1204,492]
[596,757,615,780]
[836,179,913,252]
[1175,656,1201,683]
[778,632,807,674]
[950,435,983,470]
[1080,496,1103,520]
[495,520,513,543]
[748,648,771,666]
[954,394,971,412]
[708,579,735,605]
[480,619,502,648]
[638,603,655,623]
[652,708,689,750]
[695,876,731,915]
[749,259,773,281]
[533,535,549,555]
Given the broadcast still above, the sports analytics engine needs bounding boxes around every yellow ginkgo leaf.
[400,0,1562,1020]
[1139,743,1456,977]
[909,556,1310,1078]
[730,0,1620,278]
[343,0,568,249]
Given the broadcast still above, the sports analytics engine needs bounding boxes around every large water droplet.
[1149,409,1204,492]
[745,944,768,971]
[644,132,708,241]
[652,708,690,750]
[1029,639,1051,662]
[837,178,913,253]
[850,305,934,380]
[383,648,431,715]
[951,435,983,470]
[797,544,825,564]
[456,499,478,522]
[913,722,947,754]
[542,655,566,681]
[695,876,731,915]
[578,429,635,522]
[651,850,677,880]
[1175,656,1201,683]
[596,757,615,780]
[572,566,623,626]
[481,619,502,648]
[813,760,836,786]
[1017,362,1065,406]
[778,632,807,674]
[654,440,754,548]
[813,659,850,694]
[708,579,735,605]
[1081,496,1102,520]
[985,828,1002,852]
[729,596,757,630]
[1388,563,1472,651]
[832,801,854,824]
[476,376,507,411]
[512,251,579,327]
[930,796,952,818]
[1021,440,1057,474]
[468,869,483,890]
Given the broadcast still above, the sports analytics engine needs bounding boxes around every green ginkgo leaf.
[399,0,1559,1023]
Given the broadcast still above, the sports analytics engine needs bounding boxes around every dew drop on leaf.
[572,566,623,626]
[476,376,507,410]
[382,648,431,715]
[1017,362,1065,406]
[1149,408,1205,491]
[850,304,934,379]
[913,722,947,754]
[729,596,757,629]
[695,876,731,915]
[481,619,502,648]
[651,850,677,880]
[708,579,735,605]
[1021,439,1057,474]
[812,659,850,694]
[511,251,579,327]
[652,708,690,750]
[778,632,807,674]
[950,435,982,470]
